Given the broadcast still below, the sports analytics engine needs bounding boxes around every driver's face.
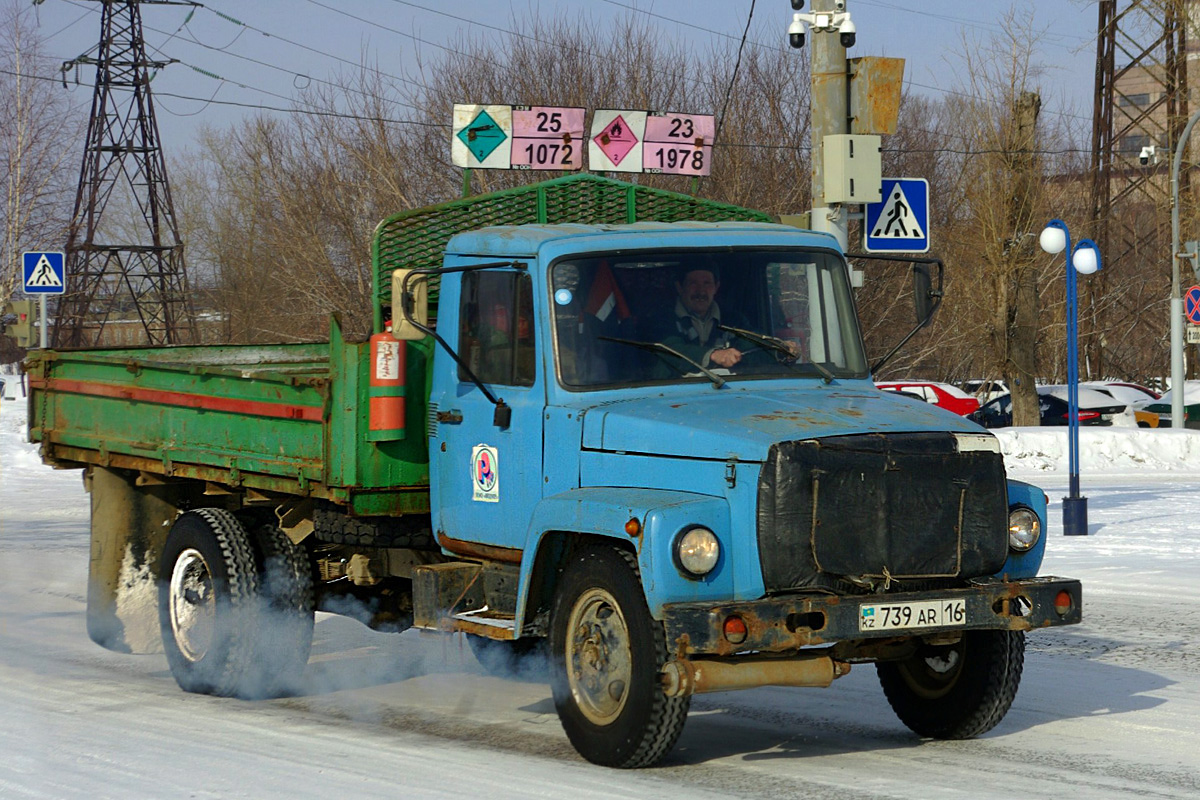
[677,270,718,318]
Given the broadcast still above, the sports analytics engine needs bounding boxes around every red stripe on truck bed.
[32,377,324,422]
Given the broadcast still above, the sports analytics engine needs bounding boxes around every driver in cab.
[658,267,745,369]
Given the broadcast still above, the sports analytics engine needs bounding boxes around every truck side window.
[459,270,535,387]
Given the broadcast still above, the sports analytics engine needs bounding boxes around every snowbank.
[996,426,1200,475]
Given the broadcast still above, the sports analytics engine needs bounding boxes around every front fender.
[999,479,1048,578]
[518,487,733,625]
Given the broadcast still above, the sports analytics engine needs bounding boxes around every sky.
[22,0,1102,152]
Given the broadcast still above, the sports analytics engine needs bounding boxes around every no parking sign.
[1186,285,1200,324]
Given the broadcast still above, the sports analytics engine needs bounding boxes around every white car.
[1039,385,1137,427]
[962,379,1009,404]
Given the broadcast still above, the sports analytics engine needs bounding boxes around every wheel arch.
[514,487,734,634]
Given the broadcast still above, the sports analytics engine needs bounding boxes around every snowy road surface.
[3,398,1199,799]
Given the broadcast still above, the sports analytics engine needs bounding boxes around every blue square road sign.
[864,178,930,254]
[23,251,66,295]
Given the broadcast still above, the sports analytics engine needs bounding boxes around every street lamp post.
[1040,219,1102,536]
[1170,110,1200,430]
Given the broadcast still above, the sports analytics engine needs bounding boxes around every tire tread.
[878,629,1025,739]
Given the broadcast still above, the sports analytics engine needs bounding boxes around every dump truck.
[28,174,1081,768]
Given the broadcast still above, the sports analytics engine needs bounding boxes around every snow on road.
[3,396,1200,799]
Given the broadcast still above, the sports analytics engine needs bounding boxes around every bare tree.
[0,0,82,304]
[178,13,814,342]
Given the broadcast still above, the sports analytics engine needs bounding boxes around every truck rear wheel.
[876,629,1025,739]
[158,510,315,699]
[248,523,315,696]
[548,546,689,768]
[159,509,261,697]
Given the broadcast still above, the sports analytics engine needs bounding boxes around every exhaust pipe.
[661,653,850,697]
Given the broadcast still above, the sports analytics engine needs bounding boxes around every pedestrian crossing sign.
[864,178,929,253]
[22,251,66,295]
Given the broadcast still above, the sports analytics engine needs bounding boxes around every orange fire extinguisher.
[368,321,406,441]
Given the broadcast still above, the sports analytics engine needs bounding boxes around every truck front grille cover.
[757,432,1009,594]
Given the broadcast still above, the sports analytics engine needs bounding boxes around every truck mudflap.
[662,576,1082,657]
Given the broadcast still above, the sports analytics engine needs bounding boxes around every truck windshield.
[551,248,867,389]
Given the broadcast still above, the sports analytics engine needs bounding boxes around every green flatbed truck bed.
[28,317,435,517]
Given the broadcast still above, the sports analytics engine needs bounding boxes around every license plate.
[859,598,967,632]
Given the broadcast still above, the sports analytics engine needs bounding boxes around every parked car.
[1082,382,1160,427]
[962,378,1009,404]
[1139,382,1200,429]
[876,380,980,415]
[969,386,1132,428]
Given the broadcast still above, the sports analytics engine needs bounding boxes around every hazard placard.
[451,104,513,169]
[22,251,66,295]
[642,112,714,176]
[864,178,930,253]
[589,110,647,173]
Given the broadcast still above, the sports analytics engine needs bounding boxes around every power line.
[57,0,431,117]
[596,0,776,48]
[0,65,1104,158]
[594,0,1092,125]
[153,89,445,127]
[187,1,431,93]
[853,0,1094,47]
[305,0,732,96]
[714,0,756,147]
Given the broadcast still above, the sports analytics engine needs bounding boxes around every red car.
[876,381,981,416]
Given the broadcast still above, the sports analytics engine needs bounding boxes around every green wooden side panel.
[29,342,331,490]
[29,318,432,509]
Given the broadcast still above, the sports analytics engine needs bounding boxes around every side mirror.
[913,263,934,328]
[846,252,944,375]
[391,268,428,341]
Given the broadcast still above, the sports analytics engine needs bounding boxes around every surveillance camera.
[834,0,846,9]
[1139,145,1156,165]
[790,0,804,9]
[788,15,806,49]
[839,17,856,48]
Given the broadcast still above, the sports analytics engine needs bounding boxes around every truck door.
[430,266,545,552]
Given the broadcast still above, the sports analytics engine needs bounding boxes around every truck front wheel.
[548,546,689,768]
[876,629,1025,739]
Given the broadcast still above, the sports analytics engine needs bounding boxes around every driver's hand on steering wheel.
[710,348,743,368]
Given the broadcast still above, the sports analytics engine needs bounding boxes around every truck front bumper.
[661,576,1082,657]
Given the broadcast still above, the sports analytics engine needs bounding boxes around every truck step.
[451,607,516,631]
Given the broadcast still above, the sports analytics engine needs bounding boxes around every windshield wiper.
[599,336,726,389]
[717,323,835,383]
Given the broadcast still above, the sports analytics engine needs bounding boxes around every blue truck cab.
[395,217,1080,768]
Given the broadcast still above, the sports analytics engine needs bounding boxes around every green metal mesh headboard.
[371,173,772,331]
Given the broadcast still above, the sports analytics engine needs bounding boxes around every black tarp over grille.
[756,433,1009,593]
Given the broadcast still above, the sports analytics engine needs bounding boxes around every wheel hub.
[169,548,216,662]
[566,588,632,726]
[900,641,965,699]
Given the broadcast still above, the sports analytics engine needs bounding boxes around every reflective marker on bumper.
[1055,590,1073,616]
[723,615,747,645]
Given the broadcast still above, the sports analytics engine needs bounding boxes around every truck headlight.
[674,526,720,577]
[1008,507,1041,552]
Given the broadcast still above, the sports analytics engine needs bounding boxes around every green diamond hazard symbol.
[457,110,508,162]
